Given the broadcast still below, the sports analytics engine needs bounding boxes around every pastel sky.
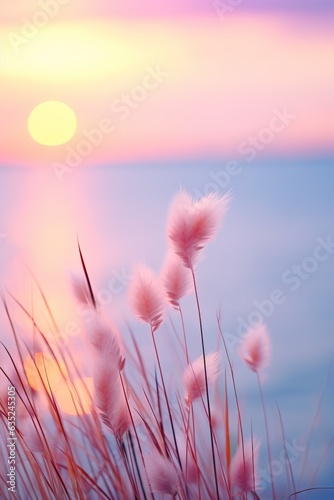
[2,0,334,21]
[1,1,333,168]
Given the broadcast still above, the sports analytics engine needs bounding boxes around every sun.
[53,377,94,416]
[28,101,77,146]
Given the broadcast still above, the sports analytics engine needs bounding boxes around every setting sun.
[24,352,68,393]
[53,377,94,416]
[27,101,77,146]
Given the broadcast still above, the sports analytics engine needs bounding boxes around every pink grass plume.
[70,273,94,308]
[160,252,193,309]
[241,325,276,498]
[87,315,125,370]
[145,450,180,496]
[180,444,198,484]
[230,438,260,494]
[240,324,271,372]
[128,264,166,333]
[167,189,230,269]
[90,318,129,437]
[93,357,131,438]
[183,351,220,405]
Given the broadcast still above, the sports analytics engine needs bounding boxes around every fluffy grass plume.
[128,264,166,333]
[145,449,180,496]
[167,190,230,269]
[160,252,193,309]
[183,351,220,405]
[230,438,260,494]
[240,324,271,372]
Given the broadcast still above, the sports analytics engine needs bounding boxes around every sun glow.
[1,21,159,83]
[24,352,68,393]
[53,377,94,415]
[24,352,93,416]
